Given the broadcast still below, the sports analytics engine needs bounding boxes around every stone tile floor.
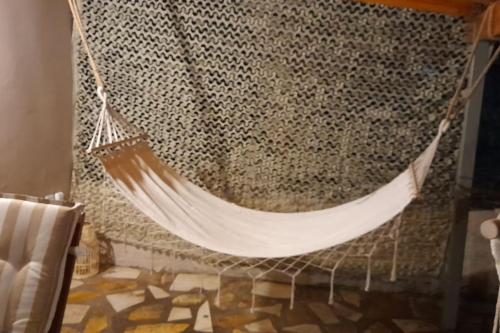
[62,267,489,333]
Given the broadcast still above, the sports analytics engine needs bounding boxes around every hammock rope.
[444,4,494,121]
[68,0,500,259]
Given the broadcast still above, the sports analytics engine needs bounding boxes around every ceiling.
[357,0,495,17]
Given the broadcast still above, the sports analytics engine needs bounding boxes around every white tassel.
[329,270,336,305]
[290,276,296,310]
[251,278,257,313]
[390,230,400,282]
[215,273,222,307]
[171,251,178,277]
[150,243,154,273]
[365,256,372,292]
[123,222,128,254]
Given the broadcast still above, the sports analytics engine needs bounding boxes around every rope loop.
[438,119,450,134]
[97,86,107,104]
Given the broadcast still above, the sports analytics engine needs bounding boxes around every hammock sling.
[69,0,500,259]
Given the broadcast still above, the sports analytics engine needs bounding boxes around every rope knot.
[409,162,421,200]
[438,119,450,134]
[97,86,107,105]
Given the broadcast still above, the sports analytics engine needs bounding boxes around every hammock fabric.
[95,124,442,258]
[68,0,499,258]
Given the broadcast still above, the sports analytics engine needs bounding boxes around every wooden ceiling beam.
[356,0,485,17]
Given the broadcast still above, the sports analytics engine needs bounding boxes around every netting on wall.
[72,0,467,284]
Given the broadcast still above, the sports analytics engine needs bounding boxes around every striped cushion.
[0,194,83,333]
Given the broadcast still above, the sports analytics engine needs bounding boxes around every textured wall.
[72,0,468,281]
[0,0,73,197]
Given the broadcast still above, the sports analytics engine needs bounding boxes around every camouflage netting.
[72,0,468,284]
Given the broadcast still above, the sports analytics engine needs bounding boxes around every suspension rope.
[445,4,499,121]
[68,0,105,88]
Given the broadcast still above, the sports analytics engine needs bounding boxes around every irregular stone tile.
[253,303,282,317]
[326,323,357,333]
[340,290,361,308]
[200,275,220,291]
[365,293,412,320]
[70,280,84,290]
[93,281,139,293]
[333,303,362,322]
[244,319,277,333]
[124,323,189,333]
[161,273,174,285]
[285,303,317,326]
[147,271,163,285]
[61,327,79,333]
[148,285,170,299]
[409,297,440,320]
[129,304,163,321]
[252,281,291,299]
[168,307,192,321]
[215,291,236,310]
[194,301,213,332]
[224,280,253,292]
[308,302,340,324]
[393,319,438,332]
[133,290,145,296]
[296,286,336,303]
[63,304,90,324]
[238,301,251,308]
[169,273,219,292]
[214,313,258,329]
[103,267,141,279]
[364,322,392,333]
[107,291,145,312]
[68,291,101,303]
[84,315,108,333]
[284,324,322,333]
[172,293,205,306]
[219,281,253,309]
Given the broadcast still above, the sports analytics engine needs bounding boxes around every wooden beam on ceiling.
[356,0,486,17]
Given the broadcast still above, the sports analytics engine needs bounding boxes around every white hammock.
[94,116,444,258]
[68,0,498,259]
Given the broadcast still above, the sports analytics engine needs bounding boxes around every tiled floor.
[62,267,485,333]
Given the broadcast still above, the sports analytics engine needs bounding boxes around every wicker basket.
[74,223,100,279]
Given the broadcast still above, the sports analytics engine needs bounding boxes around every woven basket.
[74,223,100,279]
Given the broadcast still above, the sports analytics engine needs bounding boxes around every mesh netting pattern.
[72,0,467,281]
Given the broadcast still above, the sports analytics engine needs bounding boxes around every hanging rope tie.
[86,87,131,152]
[68,0,105,89]
[87,87,107,152]
[445,5,500,121]
[69,0,147,153]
